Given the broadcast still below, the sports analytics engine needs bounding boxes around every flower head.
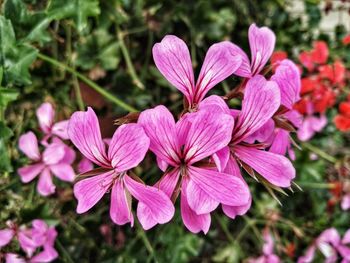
[68,107,174,229]
[17,132,75,196]
[152,35,242,108]
[138,105,250,233]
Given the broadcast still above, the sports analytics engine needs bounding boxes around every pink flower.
[138,105,250,233]
[0,220,58,263]
[208,75,296,219]
[77,157,94,174]
[231,23,276,78]
[17,132,75,196]
[36,102,69,142]
[68,107,174,229]
[248,228,280,263]
[341,194,350,211]
[152,35,242,108]
[298,228,350,263]
[297,115,327,141]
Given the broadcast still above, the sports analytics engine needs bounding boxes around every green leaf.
[0,16,38,86]
[0,88,19,107]
[3,0,52,44]
[0,121,13,172]
[47,0,100,32]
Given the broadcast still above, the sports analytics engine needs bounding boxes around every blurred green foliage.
[0,0,349,262]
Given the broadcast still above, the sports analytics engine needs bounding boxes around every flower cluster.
[17,102,76,196]
[273,39,350,138]
[67,24,298,233]
[298,228,350,263]
[0,220,58,263]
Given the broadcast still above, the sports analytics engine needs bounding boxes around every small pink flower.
[36,102,69,142]
[230,23,276,78]
[77,157,94,174]
[248,228,280,263]
[204,76,296,219]
[68,107,174,229]
[297,115,327,141]
[152,35,242,108]
[17,132,75,196]
[0,220,58,263]
[138,105,250,233]
[298,228,350,263]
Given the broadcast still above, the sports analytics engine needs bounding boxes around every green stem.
[136,221,158,263]
[56,239,75,263]
[214,214,235,243]
[37,53,137,112]
[302,142,337,164]
[296,181,335,189]
[117,29,145,90]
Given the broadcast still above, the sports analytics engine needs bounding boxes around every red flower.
[299,41,329,71]
[271,51,288,71]
[342,34,350,45]
[334,101,350,131]
[318,60,346,85]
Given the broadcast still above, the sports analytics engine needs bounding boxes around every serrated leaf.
[47,0,100,32]
[3,0,52,44]
[0,16,38,86]
[0,88,19,107]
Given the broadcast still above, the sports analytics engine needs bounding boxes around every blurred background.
[1,0,350,262]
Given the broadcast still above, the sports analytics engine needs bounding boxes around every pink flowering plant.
[2,1,350,262]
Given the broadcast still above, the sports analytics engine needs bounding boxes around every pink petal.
[338,245,350,260]
[37,168,56,196]
[297,245,316,263]
[342,229,350,244]
[297,115,327,141]
[36,102,54,134]
[262,229,275,255]
[222,158,251,218]
[199,95,231,115]
[157,168,181,198]
[249,23,276,75]
[233,75,280,143]
[269,129,290,156]
[77,157,94,174]
[18,132,41,161]
[156,157,168,172]
[0,229,15,248]
[109,180,134,226]
[18,163,45,183]
[42,142,66,165]
[194,42,242,104]
[227,44,252,78]
[318,228,341,247]
[176,113,191,146]
[18,230,38,257]
[180,179,211,234]
[234,145,295,187]
[285,110,303,128]
[50,163,75,182]
[52,120,69,139]
[5,253,26,263]
[186,178,219,214]
[68,107,110,167]
[152,35,195,104]
[108,123,150,171]
[184,110,234,164]
[138,105,180,166]
[188,166,250,206]
[341,194,350,211]
[271,59,301,109]
[51,137,76,164]
[212,146,230,172]
[74,171,114,213]
[124,175,175,229]
[245,119,275,144]
[30,246,58,263]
